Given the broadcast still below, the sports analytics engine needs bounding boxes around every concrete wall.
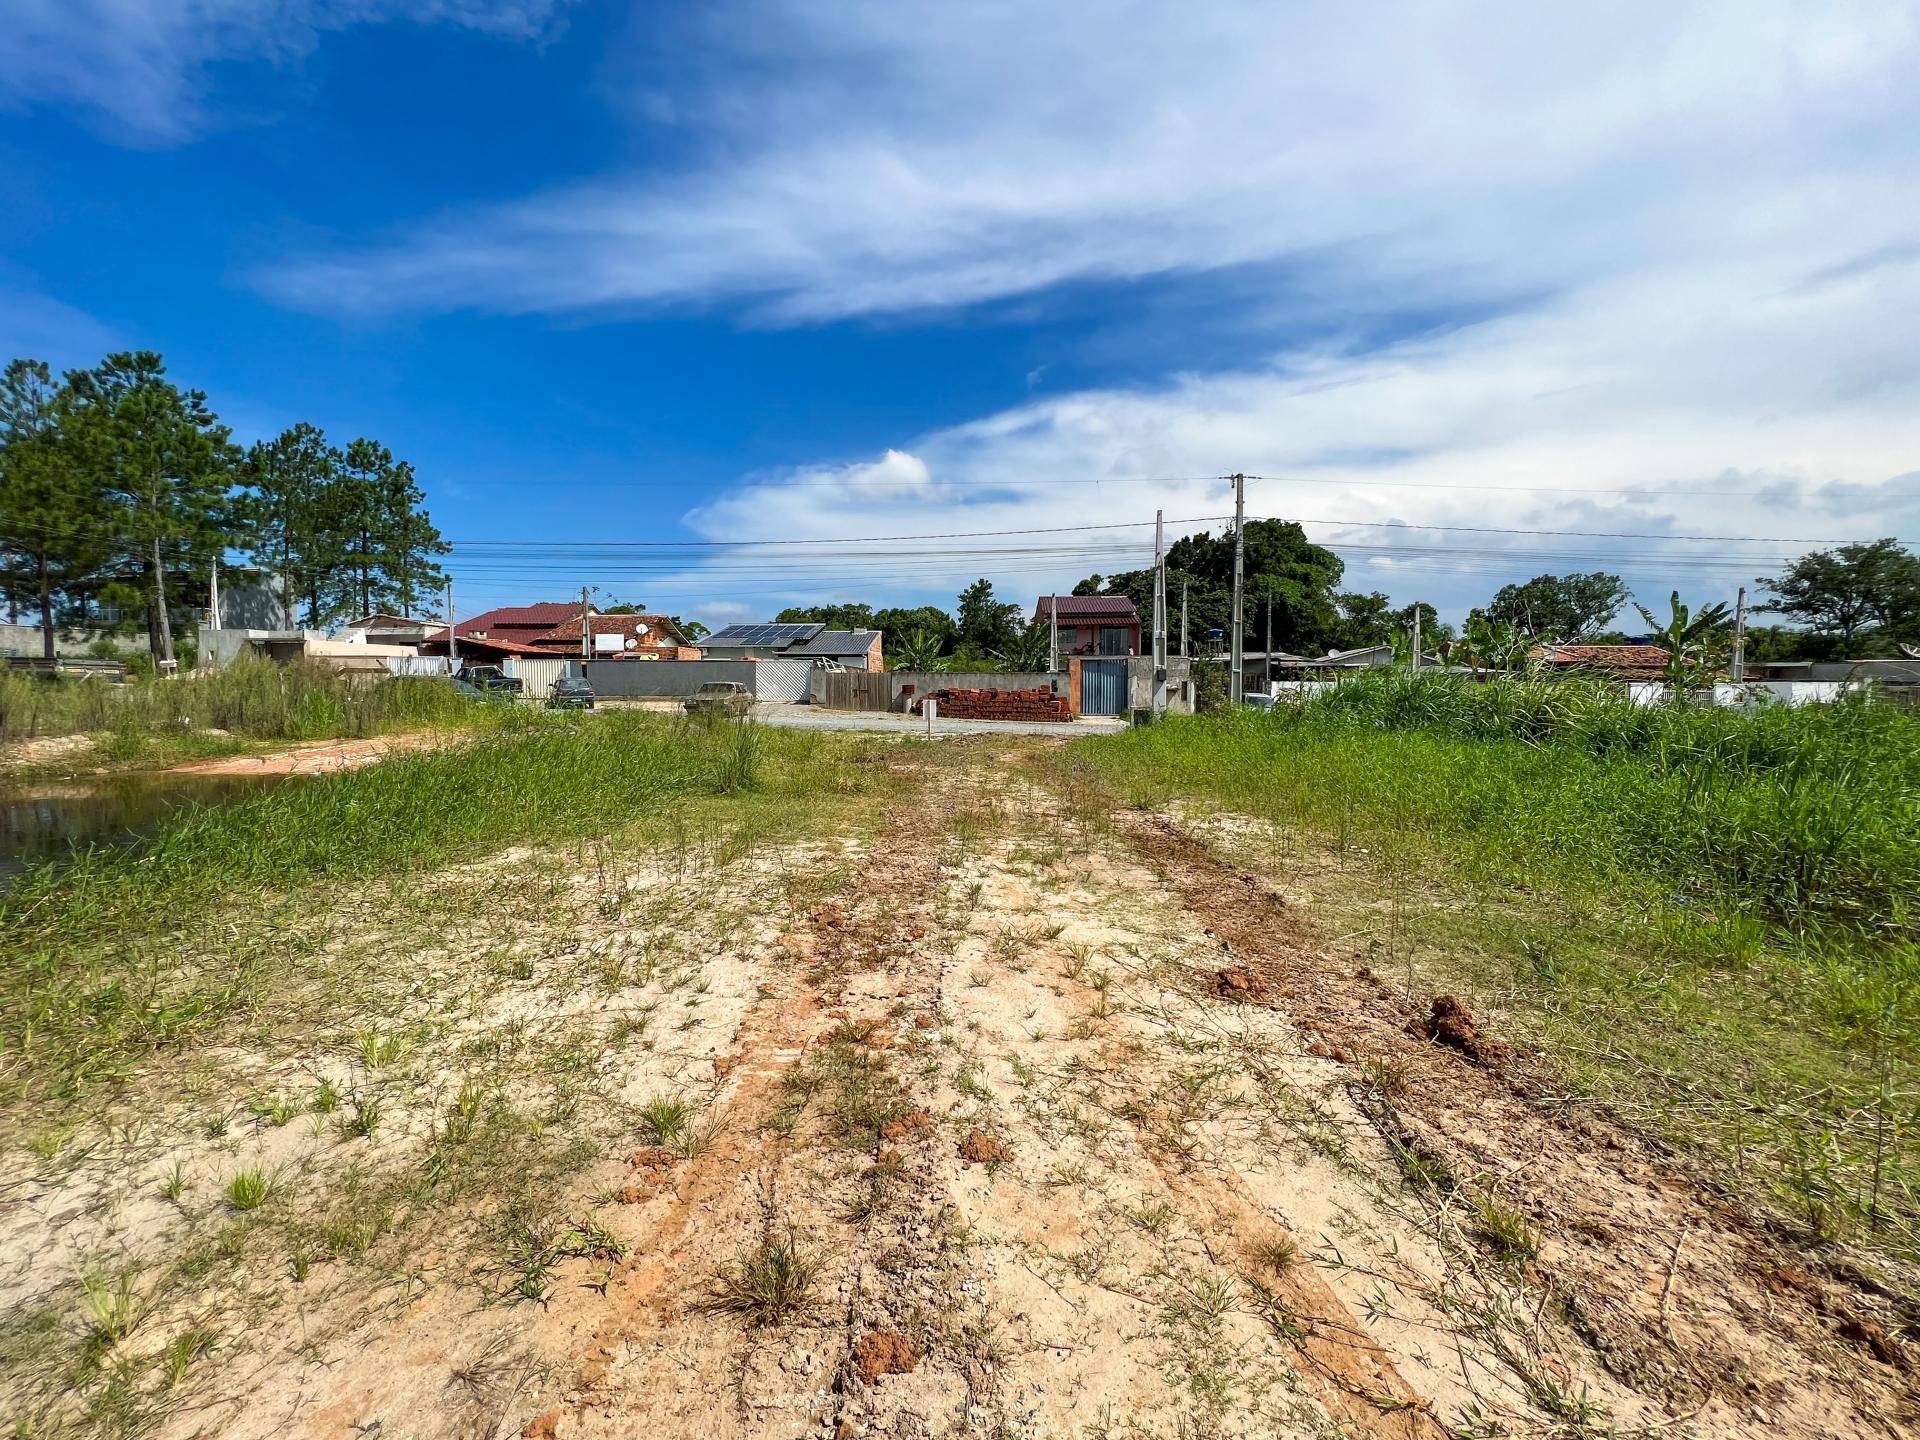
[1125,656,1194,715]
[814,669,1066,712]
[0,622,146,659]
[581,658,813,700]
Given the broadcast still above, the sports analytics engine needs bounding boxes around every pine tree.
[240,422,342,628]
[60,353,238,665]
[0,359,112,658]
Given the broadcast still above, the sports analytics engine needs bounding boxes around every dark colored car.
[455,664,523,695]
[682,681,752,718]
[549,676,596,710]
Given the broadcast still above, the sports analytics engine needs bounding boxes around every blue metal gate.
[1081,659,1127,715]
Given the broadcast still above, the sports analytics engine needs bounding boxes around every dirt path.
[20,740,1909,1439]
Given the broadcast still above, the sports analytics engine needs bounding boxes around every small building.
[419,604,697,664]
[698,622,885,670]
[534,612,698,660]
[1032,595,1140,656]
[336,612,443,647]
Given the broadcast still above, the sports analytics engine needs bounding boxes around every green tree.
[0,359,111,658]
[240,422,341,627]
[956,578,1022,654]
[776,602,879,631]
[1758,539,1920,652]
[1483,572,1629,641]
[874,604,957,653]
[1076,518,1346,656]
[1333,590,1395,648]
[60,352,238,665]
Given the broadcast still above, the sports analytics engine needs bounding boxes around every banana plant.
[992,623,1055,673]
[889,628,948,673]
[1634,590,1733,702]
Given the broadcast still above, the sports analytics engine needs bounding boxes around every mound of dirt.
[1411,995,1510,1064]
[958,1131,1011,1165]
[852,1328,921,1384]
[879,1108,932,1142]
[1210,966,1270,1002]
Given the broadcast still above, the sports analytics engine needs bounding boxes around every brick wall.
[911,686,1072,721]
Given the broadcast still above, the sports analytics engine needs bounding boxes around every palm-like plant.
[993,623,1055,673]
[1634,590,1733,702]
[890,628,947,673]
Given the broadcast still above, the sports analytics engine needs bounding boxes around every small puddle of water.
[0,773,288,883]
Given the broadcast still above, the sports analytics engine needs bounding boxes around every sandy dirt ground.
[3,740,1912,1439]
[164,731,455,776]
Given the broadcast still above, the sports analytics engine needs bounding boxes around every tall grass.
[1079,673,1920,1258]
[0,656,476,746]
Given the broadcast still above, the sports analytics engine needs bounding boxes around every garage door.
[1081,659,1127,715]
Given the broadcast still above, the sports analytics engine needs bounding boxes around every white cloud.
[672,249,1920,623]
[261,1,1920,325]
[0,0,571,142]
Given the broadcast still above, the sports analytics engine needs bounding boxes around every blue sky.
[4,1,1919,629]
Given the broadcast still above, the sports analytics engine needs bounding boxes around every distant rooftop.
[701,622,825,648]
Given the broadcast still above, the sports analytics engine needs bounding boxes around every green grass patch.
[1072,673,1920,1265]
[0,712,895,1111]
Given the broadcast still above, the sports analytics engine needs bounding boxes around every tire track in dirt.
[1116,809,1918,1439]
[523,777,960,1439]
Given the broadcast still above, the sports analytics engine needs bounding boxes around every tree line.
[0,352,448,663]
[782,522,1920,668]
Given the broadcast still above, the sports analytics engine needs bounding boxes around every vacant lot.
[2,699,1913,1438]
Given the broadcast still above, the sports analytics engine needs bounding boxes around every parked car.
[549,676,596,710]
[683,681,752,718]
[455,664,523,695]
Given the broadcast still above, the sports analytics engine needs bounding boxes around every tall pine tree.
[62,353,238,664]
[0,359,112,658]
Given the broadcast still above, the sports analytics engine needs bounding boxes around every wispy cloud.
[0,0,571,142]
[259,2,1920,327]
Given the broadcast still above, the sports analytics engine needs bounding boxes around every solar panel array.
[702,622,823,647]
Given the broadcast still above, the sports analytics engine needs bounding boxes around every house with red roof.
[1032,594,1141,657]
[419,603,697,663]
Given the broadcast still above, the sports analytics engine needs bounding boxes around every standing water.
[0,773,287,883]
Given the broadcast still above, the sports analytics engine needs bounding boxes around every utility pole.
[446,578,458,671]
[209,554,222,632]
[581,585,592,667]
[1731,585,1747,683]
[1180,579,1189,660]
[1152,509,1167,716]
[1049,595,1059,674]
[1411,604,1422,672]
[1229,472,1246,704]
[1263,594,1271,697]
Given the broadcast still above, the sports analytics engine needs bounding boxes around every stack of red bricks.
[912,687,1072,721]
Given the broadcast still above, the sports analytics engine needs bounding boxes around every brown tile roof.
[458,602,581,633]
[1032,595,1140,621]
[1533,644,1670,672]
[536,613,684,646]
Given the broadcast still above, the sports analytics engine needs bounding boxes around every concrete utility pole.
[1229,472,1246,704]
[1411,604,1422,672]
[446,578,458,670]
[1180,579,1189,660]
[1263,594,1271,697]
[1049,596,1059,674]
[1152,509,1167,717]
[208,555,222,632]
[581,585,592,665]
[1732,585,1747,682]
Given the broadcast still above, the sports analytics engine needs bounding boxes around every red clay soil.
[878,1109,932,1142]
[851,1329,921,1385]
[1210,965,1271,1002]
[957,1130,1011,1165]
[1409,993,1511,1064]
[1118,810,1918,1437]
